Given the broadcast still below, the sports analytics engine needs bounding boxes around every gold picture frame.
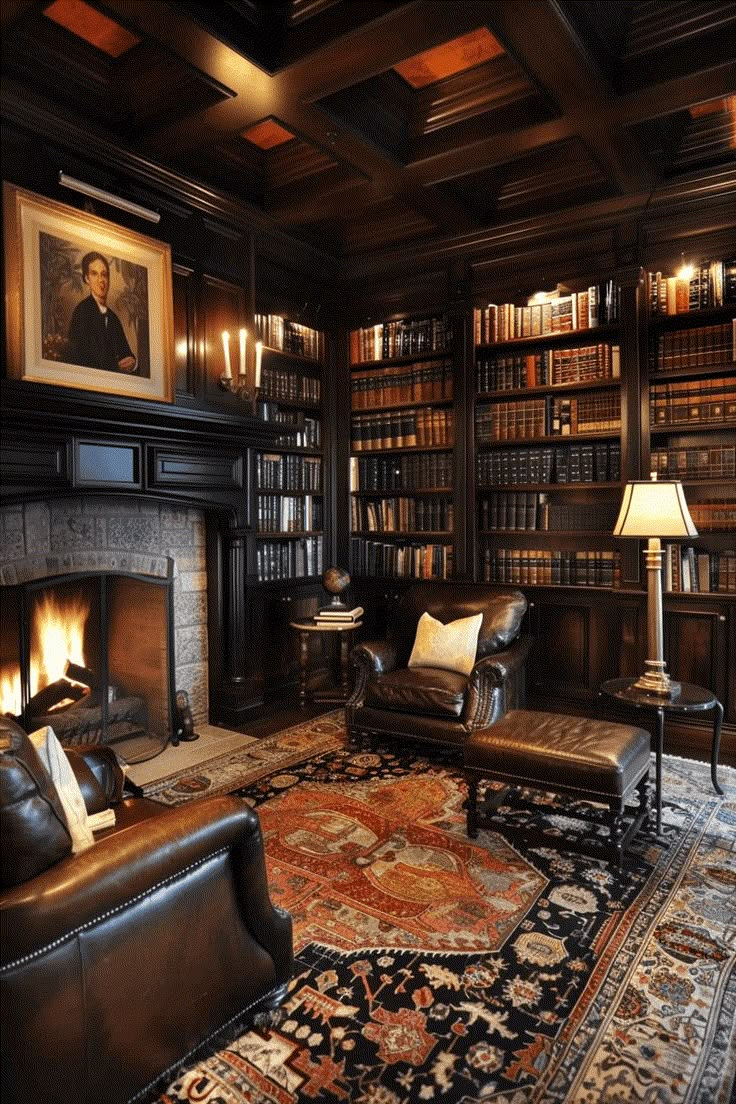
[3,183,174,402]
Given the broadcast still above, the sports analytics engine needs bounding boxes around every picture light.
[58,172,161,224]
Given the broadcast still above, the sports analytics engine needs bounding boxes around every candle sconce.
[219,329,262,413]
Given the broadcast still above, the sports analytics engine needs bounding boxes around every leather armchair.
[346,582,530,751]
[0,715,293,1104]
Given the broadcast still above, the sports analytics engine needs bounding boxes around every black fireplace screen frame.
[8,565,176,762]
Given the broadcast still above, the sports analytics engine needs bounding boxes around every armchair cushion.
[365,666,468,718]
[408,611,482,676]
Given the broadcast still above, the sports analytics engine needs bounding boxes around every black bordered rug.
[154,716,736,1104]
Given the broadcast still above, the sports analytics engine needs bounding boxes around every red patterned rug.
[153,714,736,1104]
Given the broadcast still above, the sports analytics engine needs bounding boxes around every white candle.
[238,327,247,378]
[255,341,263,389]
[221,331,232,379]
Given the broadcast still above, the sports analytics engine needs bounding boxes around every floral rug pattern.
[155,717,736,1104]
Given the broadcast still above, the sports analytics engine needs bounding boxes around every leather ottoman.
[464,709,652,865]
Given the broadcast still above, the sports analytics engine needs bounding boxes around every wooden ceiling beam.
[486,0,656,194]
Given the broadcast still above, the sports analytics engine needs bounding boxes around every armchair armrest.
[464,634,532,729]
[66,745,125,812]
[347,639,399,710]
[0,795,292,982]
[351,639,399,675]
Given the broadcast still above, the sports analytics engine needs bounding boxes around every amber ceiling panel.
[242,119,296,150]
[43,0,140,57]
[394,27,504,89]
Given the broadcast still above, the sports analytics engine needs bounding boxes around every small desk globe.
[321,566,350,611]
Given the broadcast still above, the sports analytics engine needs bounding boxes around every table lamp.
[613,473,697,699]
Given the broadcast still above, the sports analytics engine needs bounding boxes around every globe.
[321,566,351,610]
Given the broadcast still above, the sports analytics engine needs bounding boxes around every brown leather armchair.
[346,582,530,751]
[0,715,293,1104]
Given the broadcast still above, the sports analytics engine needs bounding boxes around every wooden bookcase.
[348,313,457,581]
[254,314,326,584]
[643,261,736,596]
[471,280,625,592]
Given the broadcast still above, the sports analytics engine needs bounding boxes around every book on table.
[315,606,364,622]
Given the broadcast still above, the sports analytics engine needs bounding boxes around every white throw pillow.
[29,726,95,853]
[408,611,483,677]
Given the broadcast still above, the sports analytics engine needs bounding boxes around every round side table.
[290,618,363,706]
[600,677,724,836]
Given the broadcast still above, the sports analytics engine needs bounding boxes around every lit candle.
[238,327,247,378]
[255,340,263,389]
[221,330,232,379]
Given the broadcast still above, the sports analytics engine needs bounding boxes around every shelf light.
[58,172,161,224]
[677,253,694,283]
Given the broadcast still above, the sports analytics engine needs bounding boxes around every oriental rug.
[154,714,736,1104]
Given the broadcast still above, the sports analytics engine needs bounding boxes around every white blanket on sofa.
[29,726,95,852]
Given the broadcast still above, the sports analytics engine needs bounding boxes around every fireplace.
[1,567,174,762]
[0,382,284,730]
[1,494,210,760]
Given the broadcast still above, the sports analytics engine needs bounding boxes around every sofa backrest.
[0,715,73,888]
[389,583,528,666]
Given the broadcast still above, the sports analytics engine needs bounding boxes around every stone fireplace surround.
[0,497,209,725]
[0,379,284,729]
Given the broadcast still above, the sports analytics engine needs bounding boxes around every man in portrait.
[66,251,137,373]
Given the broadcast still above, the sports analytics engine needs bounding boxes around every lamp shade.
[613,476,698,538]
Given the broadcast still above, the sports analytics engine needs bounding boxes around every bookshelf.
[472,281,625,589]
[644,259,736,597]
[349,313,456,580]
[254,314,326,584]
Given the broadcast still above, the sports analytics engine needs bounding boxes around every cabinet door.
[256,584,322,695]
[664,598,728,715]
[527,592,645,708]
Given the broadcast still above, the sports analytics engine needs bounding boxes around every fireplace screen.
[1,571,174,762]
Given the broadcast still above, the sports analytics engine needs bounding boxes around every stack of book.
[315,606,364,624]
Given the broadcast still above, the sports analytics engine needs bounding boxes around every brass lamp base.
[632,662,681,700]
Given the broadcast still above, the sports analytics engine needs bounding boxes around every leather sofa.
[0,714,293,1104]
[346,582,530,751]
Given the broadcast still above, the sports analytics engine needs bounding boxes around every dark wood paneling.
[0,434,69,487]
[664,599,728,711]
[149,448,244,490]
[200,274,247,404]
[173,264,197,396]
[528,600,590,697]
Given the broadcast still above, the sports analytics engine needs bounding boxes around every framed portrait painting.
[3,183,174,402]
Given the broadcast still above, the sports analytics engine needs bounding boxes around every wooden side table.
[290,619,363,707]
[600,677,724,836]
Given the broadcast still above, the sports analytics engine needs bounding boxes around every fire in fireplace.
[1,569,175,762]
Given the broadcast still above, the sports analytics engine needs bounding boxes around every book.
[316,606,364,621]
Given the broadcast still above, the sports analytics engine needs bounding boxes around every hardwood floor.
[232,699,340,739]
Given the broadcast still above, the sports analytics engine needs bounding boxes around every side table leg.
[340,632,350,698]
[711,699,724,796]
[655,707,664,836]
[298,631,309,708]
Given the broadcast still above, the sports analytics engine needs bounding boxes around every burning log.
[29,695,147,745]
[26,678,90,717]
[64,659,98,690]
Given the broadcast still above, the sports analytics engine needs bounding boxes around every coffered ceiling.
[2,0,735,274]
